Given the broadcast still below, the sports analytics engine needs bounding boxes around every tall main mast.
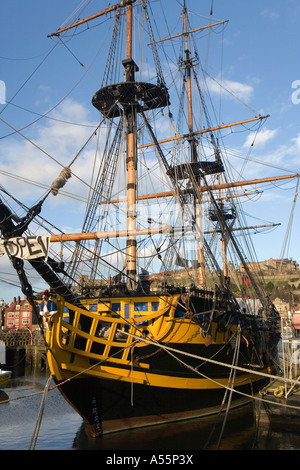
[124,2,138,290]
[182,5,205,285]
[90,0,169,291]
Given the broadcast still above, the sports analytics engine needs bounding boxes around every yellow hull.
[46,294,256,387]
[44,293,271,436]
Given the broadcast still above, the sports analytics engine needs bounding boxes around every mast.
[91,0,169,291]
[217,174,233,278]
[124,2,138,291]
[182,3,205,285]
[49,0,140,290]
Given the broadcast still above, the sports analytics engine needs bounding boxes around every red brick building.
[4,296,39,331]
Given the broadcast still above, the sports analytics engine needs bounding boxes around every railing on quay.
[0,329,45,347]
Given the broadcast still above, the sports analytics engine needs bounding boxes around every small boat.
[0,341,11,388]
[0,370,11,388]
[0,0,297,437]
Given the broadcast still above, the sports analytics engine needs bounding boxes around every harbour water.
[0,369,300,451]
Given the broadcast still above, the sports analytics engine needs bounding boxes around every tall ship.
[0,0,297,437]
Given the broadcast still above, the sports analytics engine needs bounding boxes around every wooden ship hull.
[45,292,273,437]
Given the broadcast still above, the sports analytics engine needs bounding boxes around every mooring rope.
[215,326,241,450]
[28,374,52,450]
[119,329,300,388]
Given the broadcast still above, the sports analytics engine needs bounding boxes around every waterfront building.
[4,296,39,331]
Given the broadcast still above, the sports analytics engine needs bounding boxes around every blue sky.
[0,0,300,302]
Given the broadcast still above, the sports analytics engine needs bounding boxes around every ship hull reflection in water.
[74,401,257,450]
[1,372,300,450]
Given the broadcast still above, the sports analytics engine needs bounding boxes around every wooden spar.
[49,226,174,243]
[138,115,269,150]
[48,5,117,37]
[51,2,225,43]
[203,190,259,204]
[205,223,280,235]
[197,173,299,193]
[107,173,299,204]
[106,190,260,206]
[6,222,279,245]
[149,21,227,45]
[47,1,136,37]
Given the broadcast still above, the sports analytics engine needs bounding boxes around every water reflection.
[1,370,300,450]
[255,426,300,450]
[73,403,257,450]
[0,390,8,403]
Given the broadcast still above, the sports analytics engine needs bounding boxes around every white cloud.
[1,98,98,200]
[243,128,278,149]
[205,77,254,103]
[292,133,300,152]
[260,9,279,20]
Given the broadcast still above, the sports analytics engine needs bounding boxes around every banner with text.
[0,235,51,260]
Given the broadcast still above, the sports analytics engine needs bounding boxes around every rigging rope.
[0,43,58,120]
[1,10,111,141]
[279,178,299,262]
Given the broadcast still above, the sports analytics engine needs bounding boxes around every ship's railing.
[48,296,179,366]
